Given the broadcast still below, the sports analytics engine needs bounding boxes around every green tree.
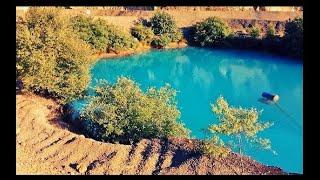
[70,15,109,52]
[248,26,261,38]
[193,17,230,47]
[284,17,303,58]
[205,96,274,170]
[131,24,154,44]
[16,7,93,103]
[71,15,138,53]
[104,25,138,53]
[150,11,177,36]
[80,77,190,144]
[150,11,183,42]
[151,33,172,48]
[266,25,276,38]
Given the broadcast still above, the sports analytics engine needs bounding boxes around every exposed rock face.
[16,94,288,175]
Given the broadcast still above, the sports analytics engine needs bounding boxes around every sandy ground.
[16,94,287,175]
[95,10,302,33]
[16,9,302,34]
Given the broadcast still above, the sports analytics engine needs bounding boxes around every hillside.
[16,94,287,175]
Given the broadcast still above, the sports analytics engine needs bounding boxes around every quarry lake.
[71,47,303,173]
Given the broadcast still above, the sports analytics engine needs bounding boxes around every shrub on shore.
[105,27,138,53]
[284,17,303,58]
[248,26,261,38]
[16,7,141,103]
[151,34,172,48]
[71,15,138,53]
[16,7,93,103]
[150,12,178,36]
[79,77,190,144]
[198,96,274,159]
[266,25,276,38]
[192,17,230,47]
[131,24,154,45]
[70,15,109,52]
[149,12,183,46]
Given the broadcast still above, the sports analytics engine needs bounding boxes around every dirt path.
[16,94,287,175]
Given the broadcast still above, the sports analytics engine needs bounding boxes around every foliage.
[248,26,260,38]
[16,7,93,103]
[208,96,274,155]
[104,25,138,53]
[150,11,177,36]
[266,25,276,38]
[284,18,303,57]
[198,136,231,158]
[79,77,190,144]
[169,29,183,42]
[150,11,183,42]
[71,15,138,53]
[151,34,172,48]
[70,15,109,52]
[131,24,154,44]
[193,17,230,46]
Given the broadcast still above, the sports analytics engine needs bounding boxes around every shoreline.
[91,41,188,61]
[16,94,289,175]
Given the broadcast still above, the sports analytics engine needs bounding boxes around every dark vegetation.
[189,16,303,59]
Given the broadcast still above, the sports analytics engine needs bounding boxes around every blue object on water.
[262,92,280,102]
[262,92,274,100]
[71,47,303,173]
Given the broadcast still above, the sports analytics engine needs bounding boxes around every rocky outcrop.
[16,94,288,175]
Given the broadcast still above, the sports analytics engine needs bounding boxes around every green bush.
[71,15,137,53]
[70,15,109,52]
[169,29,183,42]
[150,11,183,42]
[105,25,138,53]
[248,26,260,38]
[193,17,230,46]
[150,11,177,36]
[199,96,275,160]
[79,77,190,144]
[16,7,93,103]
[209,96,274,155]
[151,34,171,48]
[266,25,276,38]
[131,24,154,44]
[284,18,303,57]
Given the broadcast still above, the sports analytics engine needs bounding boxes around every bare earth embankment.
[16,94,287,175]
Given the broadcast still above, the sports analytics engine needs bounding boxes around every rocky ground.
[16,94,288,175]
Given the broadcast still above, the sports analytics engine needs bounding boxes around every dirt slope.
[16,94,287,175]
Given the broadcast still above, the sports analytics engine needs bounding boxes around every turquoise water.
[72,47,303,173]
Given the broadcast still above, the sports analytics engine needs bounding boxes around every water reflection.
[86,47,303,173]
[192,66,214,89]
[147,70,155,81]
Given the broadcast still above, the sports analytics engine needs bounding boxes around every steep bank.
[16,8,302,34]
[16,94,288,175]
